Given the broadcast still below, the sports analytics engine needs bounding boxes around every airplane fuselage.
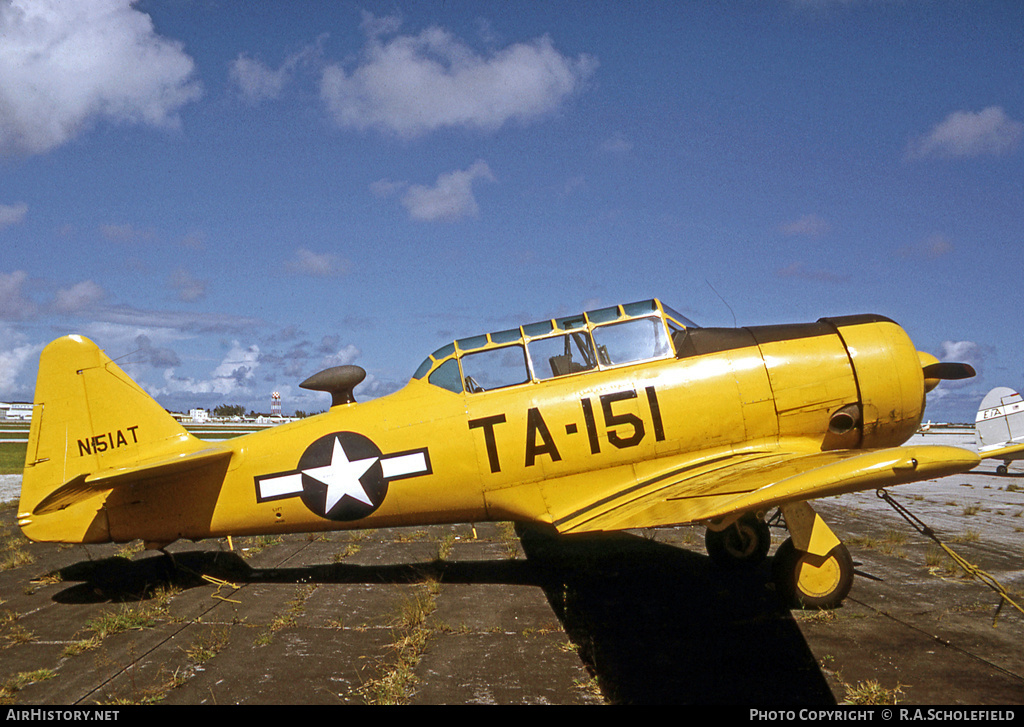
[86,314,926,546]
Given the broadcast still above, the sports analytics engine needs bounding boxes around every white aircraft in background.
[976,387,1024,474]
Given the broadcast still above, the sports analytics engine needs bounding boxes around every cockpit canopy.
[413,299,697,394]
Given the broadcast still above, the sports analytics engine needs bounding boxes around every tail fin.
[18,335,228,543]
[976,387,1024,451]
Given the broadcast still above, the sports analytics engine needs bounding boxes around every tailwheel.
[705,513,771,567]
[772,537,854,609]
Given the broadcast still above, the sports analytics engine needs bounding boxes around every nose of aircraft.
[919,351,976,393]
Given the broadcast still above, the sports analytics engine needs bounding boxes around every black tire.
[705,514,771,567]
[997,464,1008,475]
[772,537,854,609]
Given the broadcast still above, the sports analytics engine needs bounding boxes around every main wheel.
[705,514,771,567]
[772,537,854,609]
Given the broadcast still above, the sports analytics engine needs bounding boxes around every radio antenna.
[705,279,737,327]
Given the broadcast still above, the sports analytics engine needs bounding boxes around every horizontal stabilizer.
[31,445,232,516]
[976,442,1024,462]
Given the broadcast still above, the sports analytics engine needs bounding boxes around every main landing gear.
[704,512,771,567]
[705,502,854,610]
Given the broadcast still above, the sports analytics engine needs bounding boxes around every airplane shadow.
[515,526,836,704]
[50,549,539,604]
[50,530,835,705]
[967,468,1024,479]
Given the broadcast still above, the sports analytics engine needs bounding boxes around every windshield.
[413,298,696,391]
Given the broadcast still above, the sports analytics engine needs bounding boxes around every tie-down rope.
[876,488,1023,626]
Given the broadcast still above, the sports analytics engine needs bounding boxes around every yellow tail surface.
[19,335,228,544]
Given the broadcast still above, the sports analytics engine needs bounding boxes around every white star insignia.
[301,437,378,512]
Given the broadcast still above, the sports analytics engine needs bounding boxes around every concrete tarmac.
[1,444,1022,705]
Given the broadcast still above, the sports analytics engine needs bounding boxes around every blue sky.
[1,0,1021,423]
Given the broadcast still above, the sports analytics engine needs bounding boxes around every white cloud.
[157,341,261,397]
[401,160,495,222]
[908,106,1024,160]
[1,271,247,329]
[286,248,349,277]
[0,328,40,396]
[76,324,186,368]
[934,340,984,390]
[229,40,323,102]
[322,344,361,368]
[0,270,36,320]
[0,202,28,229]
[79,305,260,334]
[230,54,291,102]
[320,15,596,137]
[209,342,261,392]
[52,279,106,313]
[0,0,202,156]
[130,334,180,368]
[369,178,407,198]
[940,340,982,368]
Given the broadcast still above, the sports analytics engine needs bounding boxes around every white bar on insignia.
[259,472,304,499]
[381,451,428,479]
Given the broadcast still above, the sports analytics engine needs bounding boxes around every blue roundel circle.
[295,432,387,521]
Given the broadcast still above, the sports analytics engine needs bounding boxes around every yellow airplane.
[18,299,979,609]
[975,387,1024,474]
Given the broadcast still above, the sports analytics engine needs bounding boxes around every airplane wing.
[549,445,979,534]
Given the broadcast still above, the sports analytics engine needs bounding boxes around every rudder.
[19,335,201,543]
[976,387,1024,451]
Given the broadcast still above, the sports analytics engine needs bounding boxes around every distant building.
[170,406,296,428]
[1,402,33,420]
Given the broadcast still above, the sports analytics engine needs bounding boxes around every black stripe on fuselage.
[672,314,895,360]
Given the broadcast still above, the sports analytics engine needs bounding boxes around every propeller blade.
[923,362,976,381]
